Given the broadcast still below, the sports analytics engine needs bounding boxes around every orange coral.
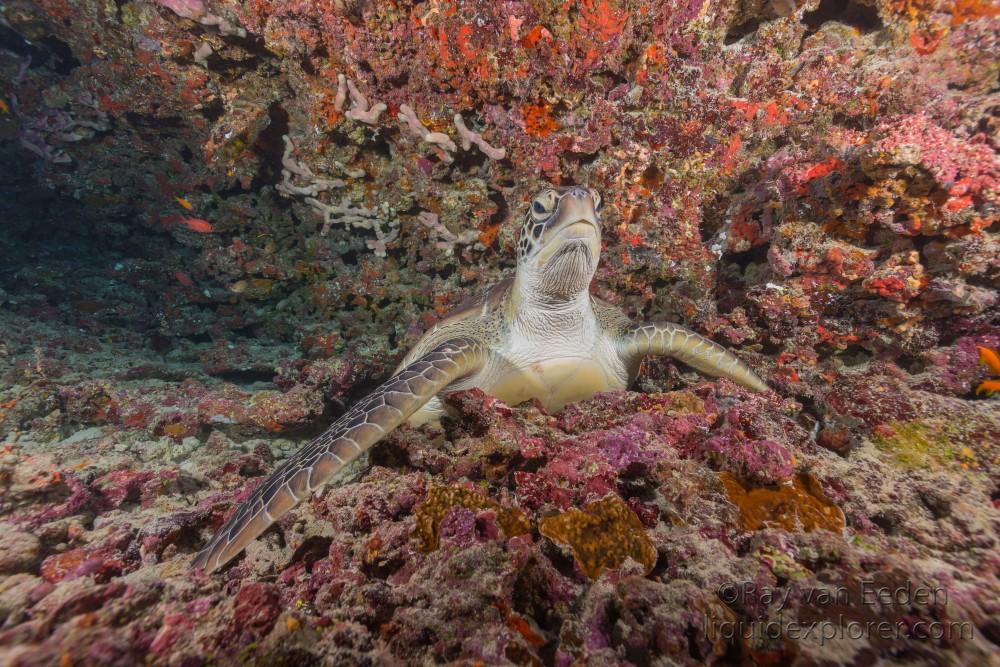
[949,0,1000,24]
[522,103,561,138]
[161,423,187,438]
[40,548,89,583]
[455,25,477,58]
[721,472,846,533]
[909,28,947,55]
[519,24,555,52]
[538,494,656,579]
[414,485,531,551]
[721,135,741,174]
[495,600,547,647]
[478,222,501,247]
[890,0,938,20]
[576,0,629,42]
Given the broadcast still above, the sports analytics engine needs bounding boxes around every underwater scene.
[0,0,998,664]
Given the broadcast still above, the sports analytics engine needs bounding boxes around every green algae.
[757,547,811,581]
[873,420,966,469]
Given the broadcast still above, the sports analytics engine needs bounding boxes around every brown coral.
[538,494,656,579]
[721,472,846,533]
[414,485,531,551]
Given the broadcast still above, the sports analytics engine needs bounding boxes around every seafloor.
[0,0,998,665]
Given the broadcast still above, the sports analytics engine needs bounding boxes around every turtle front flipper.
[618,322,768,393]
[192,337,487,574]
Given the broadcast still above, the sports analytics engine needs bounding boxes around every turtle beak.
[553,190,599,230]
[537,188,601,266]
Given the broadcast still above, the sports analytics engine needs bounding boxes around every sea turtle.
[193,185,768,573]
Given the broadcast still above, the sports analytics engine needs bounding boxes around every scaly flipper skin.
[619,322,768,393]
[192,338,487,573]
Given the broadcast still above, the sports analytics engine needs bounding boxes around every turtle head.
[516,185,603,299]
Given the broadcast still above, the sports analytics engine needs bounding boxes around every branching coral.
[156,0,246,37]
[14,91,110,164]
[396,106,507,165]
[453,114,506,160]
[193,42,213,67]
[307,197,399,256]
[276,135,345,198]
[276,134,398,255]
[398,104,457,163]
[417,211,479,253]
[336,74,386,125]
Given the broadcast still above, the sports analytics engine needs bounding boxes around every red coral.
[862,260,927,302]
[150,613,195,657]
[233,583,282,637]
[92,469,157,509]
[39,542,126,583]
[577,0,629,42]
[795,157,844,195]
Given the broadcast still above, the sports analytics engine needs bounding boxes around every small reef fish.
[174,271,195,287]
[0,99,8,114]
[976,346,1000,396]
[182,217,214,233]
[175,196,194,210]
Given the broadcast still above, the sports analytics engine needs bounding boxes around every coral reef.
[0,0,997,663]
[0,335,997,665]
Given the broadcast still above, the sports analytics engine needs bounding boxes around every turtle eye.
[592,191,603,212]
[531,189,558,220]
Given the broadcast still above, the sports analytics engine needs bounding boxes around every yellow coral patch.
[538,494,656,579]
[721,473,845,534]
[663,390,705,416]
[414,485,531,551]
[161,423,187,438]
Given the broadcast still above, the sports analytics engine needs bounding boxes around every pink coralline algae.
[869,114,999,195]
[701,433,795,485]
